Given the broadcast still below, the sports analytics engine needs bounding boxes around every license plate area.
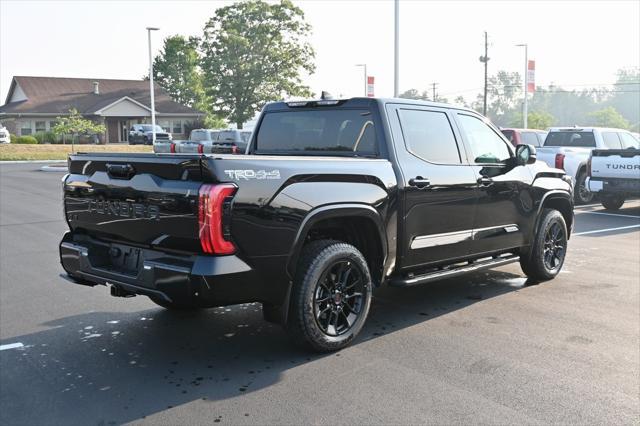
[107,244,142,275]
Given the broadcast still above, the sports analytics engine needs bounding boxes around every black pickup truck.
[60,98,573,351]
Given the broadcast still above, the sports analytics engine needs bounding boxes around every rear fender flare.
[286,203,388,279]
[524,190,573,259]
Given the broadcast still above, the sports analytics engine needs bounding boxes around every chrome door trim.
[411,224,519,249]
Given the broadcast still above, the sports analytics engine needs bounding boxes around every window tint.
[501,130,515,144]
[398,109,461,164]
[191,130,209,142]
[619,132,639,149]
[521,132,538,146]
[218,131,240,142]
[602,132,622,149]
[457,114,511,163]
[544,131,596,147]
[256,109,377,155]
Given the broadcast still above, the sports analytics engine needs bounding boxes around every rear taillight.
[170,143,176,153]
[231,145,238,154]
[555,153,565,170]
[197,144,204,154]
[198,183,237,255]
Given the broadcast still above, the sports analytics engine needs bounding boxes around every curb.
[40,165,69,172]
[1,160,66,164]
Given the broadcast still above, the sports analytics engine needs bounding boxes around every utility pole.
[516,43,528,128]
[393,0,399,97]
[147,27,160,143]
[431,82,438,102]
[479,31,490,116]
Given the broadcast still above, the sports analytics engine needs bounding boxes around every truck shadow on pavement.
[0,269,532,425]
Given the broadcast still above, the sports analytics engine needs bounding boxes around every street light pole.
[393,0,399,97]
[355,64,367,96]
[516,43,528,129]
[147,27,160,144]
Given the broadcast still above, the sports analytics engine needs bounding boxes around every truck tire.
[148,295,201,311]
[574,171,594,205]
[601,196,624,210]
[520,208,568,282]
[287,240,372,352]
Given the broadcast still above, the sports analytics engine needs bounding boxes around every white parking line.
[574,224,640,236]
[577,211,640,219]
[0,342,24,351]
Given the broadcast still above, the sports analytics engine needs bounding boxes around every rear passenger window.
[619,132,639,149]
[398,109,461,164]
[602,132,622,149]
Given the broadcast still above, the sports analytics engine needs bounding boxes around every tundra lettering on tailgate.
[87,200,160,220]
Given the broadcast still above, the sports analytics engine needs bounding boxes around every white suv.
[0,125,10,144]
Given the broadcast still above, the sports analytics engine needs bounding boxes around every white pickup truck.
[587,145,640,210]
[536,127,639,204]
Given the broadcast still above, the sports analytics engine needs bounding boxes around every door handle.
[477,176,493,187]
[409,176,431,189]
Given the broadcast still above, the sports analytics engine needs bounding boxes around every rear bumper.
[587,177,640,196]
[59,232,264,307]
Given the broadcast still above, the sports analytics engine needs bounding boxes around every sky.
[1,0,639,104]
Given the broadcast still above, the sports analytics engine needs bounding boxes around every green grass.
[0,144,153,161]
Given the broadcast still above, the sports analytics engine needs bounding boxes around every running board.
[388,254,520,287]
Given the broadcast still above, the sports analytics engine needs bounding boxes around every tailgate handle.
[106,163,136,179]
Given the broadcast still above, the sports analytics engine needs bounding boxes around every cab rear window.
[544,131,596,147]
[255,109,377,156]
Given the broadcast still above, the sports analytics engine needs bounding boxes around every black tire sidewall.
[602,196,624,210]
[290,241,372,352]
[574,171,594,204]
[526,209,568,280]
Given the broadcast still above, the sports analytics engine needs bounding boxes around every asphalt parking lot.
[1,163,638,425]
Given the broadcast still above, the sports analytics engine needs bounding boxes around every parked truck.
[536,127,638,204]
[587,145,640,210]
[59,98,573,352]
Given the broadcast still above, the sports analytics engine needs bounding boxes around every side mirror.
[516,144,537,165]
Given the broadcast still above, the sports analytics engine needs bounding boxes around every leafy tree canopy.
[200,0,315,128]
[153,35,203,108]
[588,106,630,129]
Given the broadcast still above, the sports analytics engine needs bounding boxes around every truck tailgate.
[64,153,211,252]
[590,149,640,180]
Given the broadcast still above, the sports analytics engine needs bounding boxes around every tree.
[398,89,429,101]
[52,108,106,152]
[511,110,555,129]
[200,0,315,128]
[608,68,640,129]
[527,111,555,129]
[588,106,630,129]
[153,35,204,108]
[486,71,522,126]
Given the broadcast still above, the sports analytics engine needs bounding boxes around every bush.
[33,131,58,144]
[9,134,18,144]
[14,135,38,144]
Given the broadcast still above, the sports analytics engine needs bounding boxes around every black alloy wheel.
[575,171,594,204]
[313,260,366,337]
[287,240,373,352]
[520,208,568,281]
[543,222,565,272]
